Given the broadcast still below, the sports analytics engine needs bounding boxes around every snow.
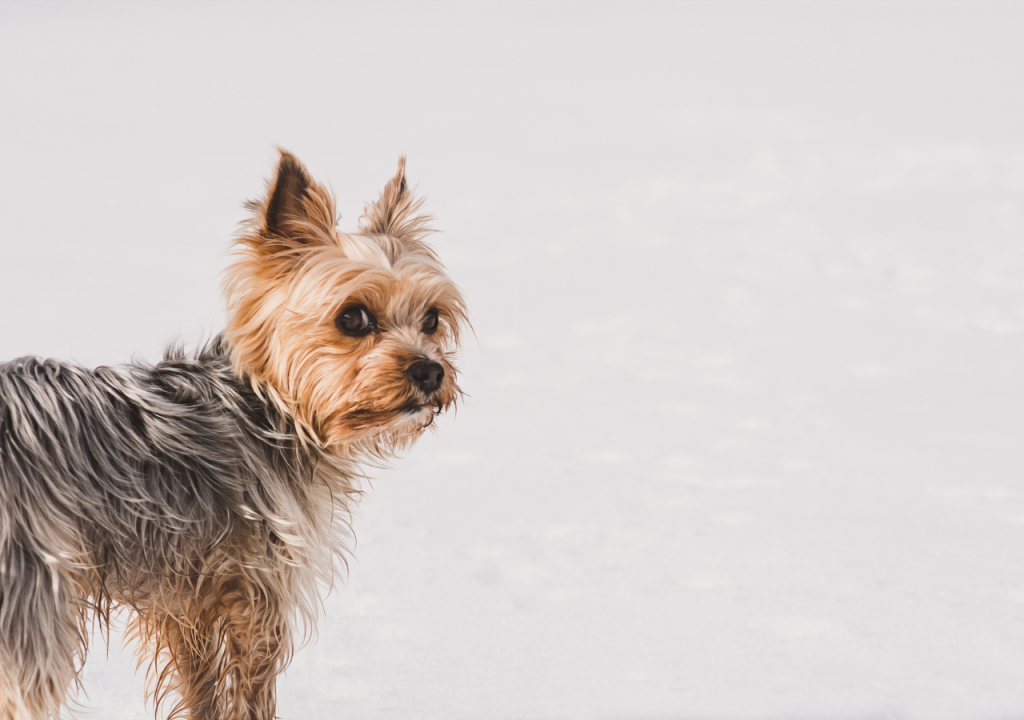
[1,2,1024,718]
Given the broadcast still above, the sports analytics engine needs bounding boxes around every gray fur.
[0,336,356,719]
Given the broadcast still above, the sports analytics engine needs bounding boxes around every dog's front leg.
[141,578,290,720]
[213,580,291,720]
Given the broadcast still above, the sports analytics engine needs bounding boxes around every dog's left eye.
[422,308,439,335]
[336,305,377,337]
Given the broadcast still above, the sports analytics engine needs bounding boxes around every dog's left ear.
[360,157,430,243]
[247,149,337,250]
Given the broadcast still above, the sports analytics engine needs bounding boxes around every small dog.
[0,151,466,719]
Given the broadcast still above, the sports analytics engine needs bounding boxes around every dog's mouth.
[341,402,441,427]
[397,402,442,416]
[328,392,457,448]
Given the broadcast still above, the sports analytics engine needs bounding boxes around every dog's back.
[0,343,242,715]
[0,340,351,719]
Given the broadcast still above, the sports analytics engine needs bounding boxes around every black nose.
[408,359,445,394]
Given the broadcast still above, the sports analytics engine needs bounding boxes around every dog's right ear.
[245,150,337,251]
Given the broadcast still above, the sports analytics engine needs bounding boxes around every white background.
[2,2,1024,718]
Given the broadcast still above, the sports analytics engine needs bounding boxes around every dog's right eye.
[336,305,377,337]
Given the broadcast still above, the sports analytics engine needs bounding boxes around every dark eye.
[422,308,439,335]
[336,305,377,337]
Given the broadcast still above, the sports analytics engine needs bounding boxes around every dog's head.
[225,151,467,453]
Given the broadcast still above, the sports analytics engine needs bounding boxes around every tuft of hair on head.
[359,156,434,249]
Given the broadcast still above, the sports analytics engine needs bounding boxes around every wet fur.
[0,152,466,719]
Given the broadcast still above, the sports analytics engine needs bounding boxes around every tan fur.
[226,152,467,451]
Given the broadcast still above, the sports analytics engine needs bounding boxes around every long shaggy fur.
[0,151,465,719]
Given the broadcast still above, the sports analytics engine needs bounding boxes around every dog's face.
[225,152,467,452]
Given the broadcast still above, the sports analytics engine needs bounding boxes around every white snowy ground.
[2,2,1024,718]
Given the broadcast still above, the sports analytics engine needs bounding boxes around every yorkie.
[0,151,466,719]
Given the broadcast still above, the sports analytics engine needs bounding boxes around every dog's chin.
[337,405,433,454]
[326,402,445,452]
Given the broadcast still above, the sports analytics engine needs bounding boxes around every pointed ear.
[248,150,337,249]
[265,151,312,237]
[360,156,431,242]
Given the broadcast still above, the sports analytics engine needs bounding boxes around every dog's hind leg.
[0,543,85,720]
